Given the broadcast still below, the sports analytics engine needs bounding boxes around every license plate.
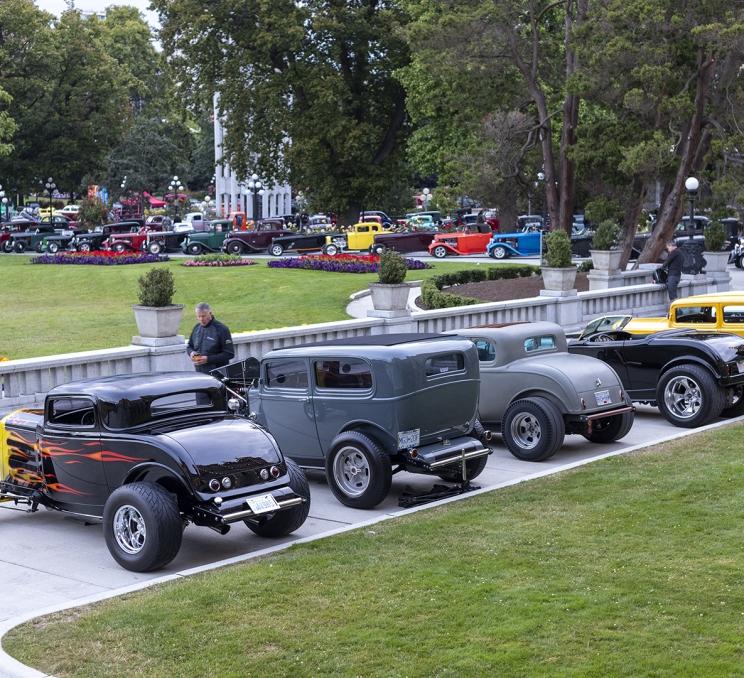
[594,389,612,406]
[246,493,280,515]
[398,428,420,449]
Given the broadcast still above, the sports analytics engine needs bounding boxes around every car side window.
[265,359,309,389]
[472,339,496,362]
[314,359,372,389]
[48,397,96,427]
[723,305,744,323]
[425,353,465,377]
[524,335,556,352]
[359,226,368,233]
[675,306,716,323]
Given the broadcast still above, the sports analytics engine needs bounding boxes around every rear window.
[425,353,465,377]
[314,359,372,389]
[265,359,309,389]
[524,335,556,352]
[473,339,496,362]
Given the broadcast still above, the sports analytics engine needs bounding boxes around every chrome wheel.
[663,376,702,420]
[509,412,542,449]
[113,504,147,554]
[332,445,370,498]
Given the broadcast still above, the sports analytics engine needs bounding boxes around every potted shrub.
[132,267,184,338]
[589,220,623,271]
[541,230,577,292]
[369,249,410,312]
[703,220,730,273]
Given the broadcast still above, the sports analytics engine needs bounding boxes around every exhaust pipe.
[482,429,493,443]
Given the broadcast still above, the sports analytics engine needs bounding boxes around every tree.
[152,0,413,219]
[0,87,16,158]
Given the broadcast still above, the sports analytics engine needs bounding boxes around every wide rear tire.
[326,431,392,509]
[583,411,634,443]
[148,241,162,255]
[13,241,25,253]
[113,242,127,253]
[244,459,311,537]
[502,396,565,461]
[103,482,182,572]
[656,364,725,428]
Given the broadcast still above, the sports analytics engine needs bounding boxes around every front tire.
[721,385,744,418]
[326,431,392,509]
[323,243,339,256]
[583,411,634,443]
[13,241,26,253]
[432,245,448,258]
[736,255,743,270]
[2,240,13,253]
[656,364,725,428]
[372,244,385,255]
[47,242,60,253]
[113,242,127,253]
[226,241,243,255]
[244,459,310,537]
[79,242,91,252]
[103,482,183,572]
[269,243,285,256]
[502,396,565,461]
[148,241,162,255]
[491,245,508,259]
[187,242,203,255]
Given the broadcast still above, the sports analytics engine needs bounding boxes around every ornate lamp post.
[422,187,431,211]
[536,171,546,224]
[680,176,705,274]
[247,173,263,221]
[45,177,56,220]
[0,183,6,221]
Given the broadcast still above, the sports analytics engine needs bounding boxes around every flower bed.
[31,251,169,265]
[182,254,257,267]
[267,253,432,274]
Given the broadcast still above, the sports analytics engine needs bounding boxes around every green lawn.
[6,424,744,677]
[1,257,479,359]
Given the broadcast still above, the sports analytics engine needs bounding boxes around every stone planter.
[589,249,623,272]
[132,304,185,344]
[541,266,577,293]
[703,250,729,273]
[369,283,410,311]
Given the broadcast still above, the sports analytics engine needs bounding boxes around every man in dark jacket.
[187,303,234,374]
[661,241,684,302]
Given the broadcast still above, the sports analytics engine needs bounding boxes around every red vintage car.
[102,224,165,252]
[427,225,493,258]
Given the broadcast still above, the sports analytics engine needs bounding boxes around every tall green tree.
[153,0,413,218]
[0,87,16,158]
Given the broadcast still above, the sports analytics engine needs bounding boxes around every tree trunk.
[619,177,647,270]
[639,52,715,264]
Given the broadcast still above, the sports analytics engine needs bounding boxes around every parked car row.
[3,312,743,573]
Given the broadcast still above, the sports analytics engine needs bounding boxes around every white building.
[213,96,292,219]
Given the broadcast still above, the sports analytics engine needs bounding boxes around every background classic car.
[181,220,232,254]
[582,292,744,339]
[428,224,493,258]
[449,323,634,461]
[224,335,491,509]
[569,328,744,427]
[372,224,439,255]
[322,221,388,255]
[487,230,543,259]
[223,220,293,254]
[0,373,310,572]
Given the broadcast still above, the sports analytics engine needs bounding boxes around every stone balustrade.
[0,268,730,407]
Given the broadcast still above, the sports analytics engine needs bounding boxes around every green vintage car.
[181,219,231,255]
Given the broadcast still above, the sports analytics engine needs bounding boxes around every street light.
[681,175,704,274]
[0,184,6,221]
[247,173,263,221]
[422,187,431,211]
[45,177,56,220]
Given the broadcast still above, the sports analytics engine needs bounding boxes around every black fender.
[123,462,194,500]
[336,421,396,453]
[660,356,719,381]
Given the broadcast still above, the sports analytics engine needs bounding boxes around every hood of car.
[622,316,670,334]
[162,418,282,474]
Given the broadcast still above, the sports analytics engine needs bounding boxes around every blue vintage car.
[486,230,543,259]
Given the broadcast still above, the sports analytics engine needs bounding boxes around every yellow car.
[322,221,388,255]
[580,292,744,339]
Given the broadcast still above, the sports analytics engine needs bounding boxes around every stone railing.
[0,270,726,407]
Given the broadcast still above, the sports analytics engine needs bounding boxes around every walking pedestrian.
[661,241,683,302]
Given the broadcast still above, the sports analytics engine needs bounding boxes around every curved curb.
[2,414,743,677]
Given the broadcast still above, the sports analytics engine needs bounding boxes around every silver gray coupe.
[448,322,634,461]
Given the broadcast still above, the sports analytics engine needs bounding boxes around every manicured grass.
[6,425,744,677]
[1,257,478,359]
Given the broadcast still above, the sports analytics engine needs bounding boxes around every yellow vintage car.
[580,292,744,339]
[322,221,388,255]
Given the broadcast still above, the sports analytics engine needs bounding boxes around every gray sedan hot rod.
[449,322,634,461]
[214,335,491,509]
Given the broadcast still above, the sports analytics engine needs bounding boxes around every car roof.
[48,372,220,401]
[672,292,744,305]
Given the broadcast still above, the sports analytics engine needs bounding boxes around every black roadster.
[568,329,744,427]
[0,373,310,571]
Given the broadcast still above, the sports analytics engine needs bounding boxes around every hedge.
[421,264,540,309]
